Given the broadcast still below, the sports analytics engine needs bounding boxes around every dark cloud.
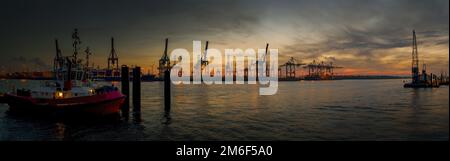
[0,0,448,74]
[5,56,52,72]
[0,0,264,66]
[281,0,448,64]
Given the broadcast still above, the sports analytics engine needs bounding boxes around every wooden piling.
[121,65,130,113]
[431,73,434,87]
[164,70,171,112]
[133,66,141,112]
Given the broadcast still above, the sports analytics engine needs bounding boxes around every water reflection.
[54,122,66,140]
[161,111,172,125]
[133,112,142,123]
[0,79,448,140]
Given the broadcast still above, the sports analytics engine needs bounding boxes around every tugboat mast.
[72,28,81,63]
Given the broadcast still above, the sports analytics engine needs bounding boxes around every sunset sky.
[0,0,448,75]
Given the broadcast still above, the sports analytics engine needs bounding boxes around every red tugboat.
[3,29,125,116]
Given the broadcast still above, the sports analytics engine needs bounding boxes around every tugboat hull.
[4,91,125,116]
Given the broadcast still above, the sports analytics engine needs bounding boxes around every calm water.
[0,79,448,141]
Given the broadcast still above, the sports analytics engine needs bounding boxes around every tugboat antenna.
[85,47,92,68]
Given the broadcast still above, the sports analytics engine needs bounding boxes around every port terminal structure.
[404,30,448,88]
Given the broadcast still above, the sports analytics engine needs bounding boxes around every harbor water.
[0,79,448,141]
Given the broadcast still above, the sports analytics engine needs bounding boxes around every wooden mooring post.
[121,65,130,114]
[164,70,171,112]
[133,66,141,112]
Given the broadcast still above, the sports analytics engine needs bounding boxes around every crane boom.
[203,41,209,60]
[263,43,269,62]
[412,30,420,83]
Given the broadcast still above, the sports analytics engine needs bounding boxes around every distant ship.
[90,68,121,81]
[89,68,156,82]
